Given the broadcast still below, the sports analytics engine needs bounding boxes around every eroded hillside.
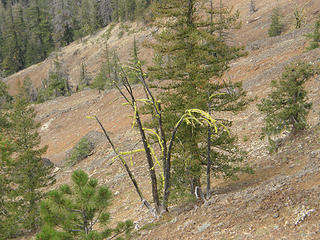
[6,0,320,239]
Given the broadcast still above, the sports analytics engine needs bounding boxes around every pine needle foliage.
[66,138,92,166]
[0,85,55,237]
[0,136,17,239]
[7,94,56,233]
[268,8,283,37]
[306,17,320,50]
[258,62,315,151]
[148,0,248,198]
[37,169,133,240]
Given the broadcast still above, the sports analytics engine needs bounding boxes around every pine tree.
[6,91,56,232]
[268,8,283,37]
[306,17,320,50]
[25,0,54,66]
[1,1,26,74]
[50,0,75,47]
[0,136,18,239]
[98,0,112,26]
[91,43,115,91]
[149,0,247,197]
[258,62,315,150]
[125,36,141,84]
[0,2,5,68]
[0,82,16,239]
[125,0,136,21]
[79,61,90,87]
[110,0,119,22]
[0,79,12,108]
[38,58,71,100]
[37,169,133,239]
[78,0,97,37]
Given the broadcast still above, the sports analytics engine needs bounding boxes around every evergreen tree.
[0,82,16,239]
[125,0,136,21]
[99,0,112,26]
[91,43,115,91]
[306,17,320,50]
[258,62,315,150]
[0,2,5,66]
[149,0,247,198]
[0,79,12,108]
[6,91,55,232]
[79,61,90,87]
[125,36,141,84]
[1,1,26,74]
[78,0,97,37]
[50,0,75,47]
[25,0,54,66]
[0,136,18,239]
[38,58,71,101]
[110,0,119,22]
[37,169,133,240]
[268,8,283,37]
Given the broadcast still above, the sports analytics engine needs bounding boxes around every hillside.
[4,0,320,239]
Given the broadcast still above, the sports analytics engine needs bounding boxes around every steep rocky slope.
[5,0,320,239]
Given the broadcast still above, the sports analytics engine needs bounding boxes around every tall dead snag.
[113,64,161,214]
[90,116,157,217]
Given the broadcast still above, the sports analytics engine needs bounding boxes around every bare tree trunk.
[206,95,212,199]
[115,66,161,213]
[249,0,257,14]
[94,117,157,217]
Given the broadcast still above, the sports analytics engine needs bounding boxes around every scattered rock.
[112,173,126,182]
[183,219,194,228]
[294,206,315,226]
[273,212,279,218]
[197,223,211,233]
[82,131,107,147]
[42,157,54,167]
[170,217,178,224]
[309,149,320,159]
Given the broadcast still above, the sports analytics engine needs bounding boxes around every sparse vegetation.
[306,17,320,50]
[268,8,283,37]
[118,30,124,39]
[258,62,315,151]
[66,138,92,166]
[37,58,71,103]
[91,44,120,91]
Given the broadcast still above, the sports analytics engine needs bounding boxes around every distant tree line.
[0,0,154,76]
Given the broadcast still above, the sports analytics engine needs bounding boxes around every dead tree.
[249,0,257,14]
